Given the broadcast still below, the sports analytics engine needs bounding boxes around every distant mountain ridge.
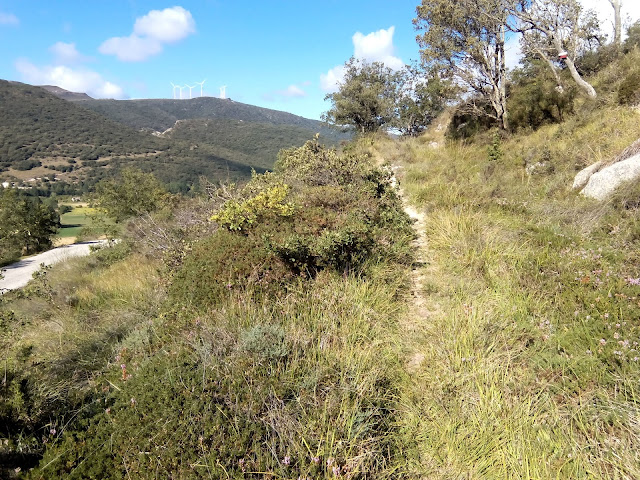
[40,85,93,101]
[0,80,349,194]
[78,96,347,143]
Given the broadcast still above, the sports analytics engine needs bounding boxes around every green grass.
[56,205,108,239]
[371,101,640,478]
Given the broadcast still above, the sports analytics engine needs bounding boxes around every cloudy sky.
[0,1,638,120]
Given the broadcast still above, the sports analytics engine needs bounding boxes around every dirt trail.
[391,165,431,372]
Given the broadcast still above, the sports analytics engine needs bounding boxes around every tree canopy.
[322,58,397,134]
[94,168,169,223]
[0,188,59,264]
[322,59,450,136]
[414,0,513,130]
[511,0,602,98]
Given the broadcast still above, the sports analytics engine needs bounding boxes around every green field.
[56,205,100,239]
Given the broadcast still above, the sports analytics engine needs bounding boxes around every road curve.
[0,240,108,293]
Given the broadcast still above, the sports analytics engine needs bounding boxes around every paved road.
[0,240,108,293]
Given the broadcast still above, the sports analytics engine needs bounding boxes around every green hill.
[0,81,345,193]
[77,96,349,144]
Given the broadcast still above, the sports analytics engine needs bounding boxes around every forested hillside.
[79,96,349,143]
[0,81,342,194]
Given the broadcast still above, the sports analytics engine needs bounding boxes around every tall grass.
[384,100,640,478]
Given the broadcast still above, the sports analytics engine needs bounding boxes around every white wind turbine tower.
[219,85,227,99]
[186,84,196,99]
[170,82,179,99]
[195,79,206,97]
[177,85,186,99]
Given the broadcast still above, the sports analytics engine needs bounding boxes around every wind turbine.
[186,84,195,99]
[177,85,186,100]
[170,82,179,99]
[195,79,206,97]
[219,85,227,99]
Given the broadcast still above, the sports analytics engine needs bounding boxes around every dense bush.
[169,229,295,309]
[624,21,640,53]
[617,71,640,105]
[171,138,413,308]
[508,60,577,131]
[23,137,412,479]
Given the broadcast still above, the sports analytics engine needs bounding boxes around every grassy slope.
[2,53,640,478]
[371,98,640,477]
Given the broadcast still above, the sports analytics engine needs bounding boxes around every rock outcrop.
[573,161,603,190]
[580,154,640,200]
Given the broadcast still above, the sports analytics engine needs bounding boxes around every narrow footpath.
[390,164,434,373]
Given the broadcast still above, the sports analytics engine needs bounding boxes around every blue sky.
[0,0,422,120]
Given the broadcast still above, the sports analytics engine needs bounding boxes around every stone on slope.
[572,161,603,190]
[581,154,640,200]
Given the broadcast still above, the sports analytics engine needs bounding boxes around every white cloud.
[99,35,163,62]
[279,85,306,98]
[133,6,195,43]
[353,27,404,70]
[0,12,19,25]
[15,58,125,99]
[99,6,195,62]
[263,83,308,101]
[320,65,346,93]
[49,42,91,64]
[320,26,403,93]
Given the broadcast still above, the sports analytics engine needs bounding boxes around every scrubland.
[2,51,640,479]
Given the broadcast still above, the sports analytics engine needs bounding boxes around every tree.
[0,188,59,263]
[624,20,640,52]
[95,168,168,223]
[609,0,622,48]
[414,0,513,130]
[322,58,398,134]
[511,0,603,99]
[392,65,454,137]
[508,57,577,130]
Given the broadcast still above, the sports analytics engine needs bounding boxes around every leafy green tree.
[414,0,513,130]
[322,58,398,134]
[511,0,603,98]
[95,168,168,223]
[507,57,577,130]
[0,188,59,263]
[624,20,640,52]
[392,65,454,137]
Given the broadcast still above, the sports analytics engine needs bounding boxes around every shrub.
[275,136,369,186]
[240,323,289,361]
[617,71,640,105]
[169,229,295,309]
[211,183,295,231]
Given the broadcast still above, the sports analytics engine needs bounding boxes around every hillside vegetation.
[78,96,348,143]
[0,82,345,194]
[0,139,415,478]
[3,28,640,480]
